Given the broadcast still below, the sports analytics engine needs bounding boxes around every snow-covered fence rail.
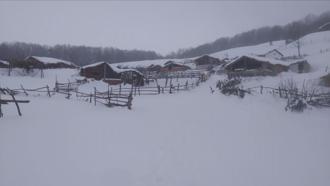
[0,88,30,117]
[215,78,330,112]
[75,88,133,109]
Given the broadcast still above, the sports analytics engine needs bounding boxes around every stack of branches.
[216,78,250,98]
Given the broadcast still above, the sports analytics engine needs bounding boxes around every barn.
[80,62,144,86]
[288,60,311,73]
[24,56,77,69]
[80,62,121,80]
[161,61,191,72]
[0,60,9,68]
[225,55,288,76]
[194,55,224,71]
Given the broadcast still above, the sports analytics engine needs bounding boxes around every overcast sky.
[0,1,329,55]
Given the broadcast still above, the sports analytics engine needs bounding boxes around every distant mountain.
[167,11,330,59]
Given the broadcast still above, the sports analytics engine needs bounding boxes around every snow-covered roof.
[319,22,330,30]
[26,56,76,66]
[0,60,9,65]
[226,55,290,68]
[81,61,143,75]
[81,61,108,69]
[264,49,284,57]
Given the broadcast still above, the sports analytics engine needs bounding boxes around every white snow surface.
[1,30,330,186]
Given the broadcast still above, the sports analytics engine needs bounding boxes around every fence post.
[185,81,188,90]
[260,85,263,94]
[46,85,51,97]
[119,84,122,96]
[157,85,161,94]
[66,82,70,99]
[138,87,141,96]
[94,87,96,106]
[177,84,180,92]
[0,93,3,118]
[20,84,28,96]
[128,92,133,110]
[278,87,282,98]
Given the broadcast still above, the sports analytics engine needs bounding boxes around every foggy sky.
[0,1,329,55]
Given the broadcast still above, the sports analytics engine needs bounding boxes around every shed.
[0,60,9,68]
[288,60,311,73]
[161,61,191,72]
[225,55,288,76]
[80,62,144,86]
[111,65,144,86]
[24,56,77,69]
[80,62,121,80]
[194,55,224,71]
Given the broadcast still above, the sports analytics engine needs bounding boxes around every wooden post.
[177,84,180,92]
[279,87,282,98]
[128,92,133,110]
[89,93,92,103]
[157,85,161,94]
[94,87,96,106]
[46,85,51,97]
[260,85,263,94]
[6,89,22,116]
[138,87,141,96]
[20,84,28,96]
[0,93,3,118]
[66,82,70,99]
[169,84,172,94]
[185,80,188,90]
[119,84,122,96]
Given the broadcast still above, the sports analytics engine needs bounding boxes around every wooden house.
[288,60,311,73]
[80,62,121,80]
[24,56,77,69]
[80,62,144,86]
[194,55,224,71]
[161,61,191,72]
[225,55,288,76]
[0,60,9,68]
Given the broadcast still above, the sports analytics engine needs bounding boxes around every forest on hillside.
[0,11,329,65]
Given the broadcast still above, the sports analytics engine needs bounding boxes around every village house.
[225,55,289,76]
[193,55,224,71]
[23,56,78,69]
[0,60,9,68]
[160,61,191,73]
[80,62,144,86]
[288,60,311,73]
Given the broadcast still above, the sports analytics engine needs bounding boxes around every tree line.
[167,11,330,58]
[1,11,330,65]
[0,43,162,67]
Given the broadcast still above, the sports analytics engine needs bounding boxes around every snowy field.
[1,31,330,186]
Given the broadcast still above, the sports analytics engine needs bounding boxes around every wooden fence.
[0,88,30,117]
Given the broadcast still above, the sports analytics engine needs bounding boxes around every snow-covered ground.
[1,31,330,186]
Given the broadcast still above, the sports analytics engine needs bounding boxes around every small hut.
[0,60,9,68]
[80,62,121,80]
[225,55,288,76]
[288,60,311,73]
[80,62,144,86]
[161,61,191,72]
[24,56,77,69]
[194,55,224,71]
